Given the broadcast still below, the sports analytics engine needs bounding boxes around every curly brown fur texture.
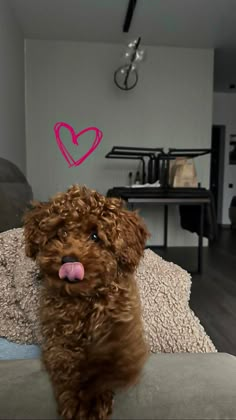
[23,185,150,420]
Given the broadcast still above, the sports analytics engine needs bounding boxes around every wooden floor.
[156,228,236,356]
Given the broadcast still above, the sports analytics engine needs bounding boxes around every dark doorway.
[210,125,225,224]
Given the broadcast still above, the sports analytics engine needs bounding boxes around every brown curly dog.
[23,185,149,420]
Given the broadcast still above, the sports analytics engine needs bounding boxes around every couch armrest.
[0,353,235,419]
[113,353,236,419]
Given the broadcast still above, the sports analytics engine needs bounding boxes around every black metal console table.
[107,187,213,274]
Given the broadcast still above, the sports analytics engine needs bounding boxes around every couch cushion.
[0,338,40,360]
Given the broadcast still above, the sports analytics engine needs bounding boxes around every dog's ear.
[23,201,50,259]
[114,210,150,272]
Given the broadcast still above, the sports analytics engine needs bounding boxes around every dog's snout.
[61,256,78,264]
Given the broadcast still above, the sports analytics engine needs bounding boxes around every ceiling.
[10,0,236,92]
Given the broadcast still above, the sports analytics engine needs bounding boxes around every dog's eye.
[90,232,99,242]
[60,230,68,239]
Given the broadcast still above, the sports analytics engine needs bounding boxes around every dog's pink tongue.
[59,262,85,282]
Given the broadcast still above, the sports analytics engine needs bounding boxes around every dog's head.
[23,185,149,296]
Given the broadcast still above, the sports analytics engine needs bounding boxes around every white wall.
[0,0,26,173]
[213,93,236,225]
[25,40,213,246]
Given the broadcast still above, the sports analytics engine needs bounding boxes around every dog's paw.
[88,391,114,420]
[74,391,114,420]
[57,392,79,420]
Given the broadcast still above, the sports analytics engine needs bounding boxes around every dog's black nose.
[61,256,78,264]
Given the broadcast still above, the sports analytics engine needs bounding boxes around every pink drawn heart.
[54,122,103,168]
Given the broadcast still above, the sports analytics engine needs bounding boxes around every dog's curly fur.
[23,185,150,420]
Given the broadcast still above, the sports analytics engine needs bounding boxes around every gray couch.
[0,353,236,419]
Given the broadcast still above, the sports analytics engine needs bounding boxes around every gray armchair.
[0,157,32,232]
